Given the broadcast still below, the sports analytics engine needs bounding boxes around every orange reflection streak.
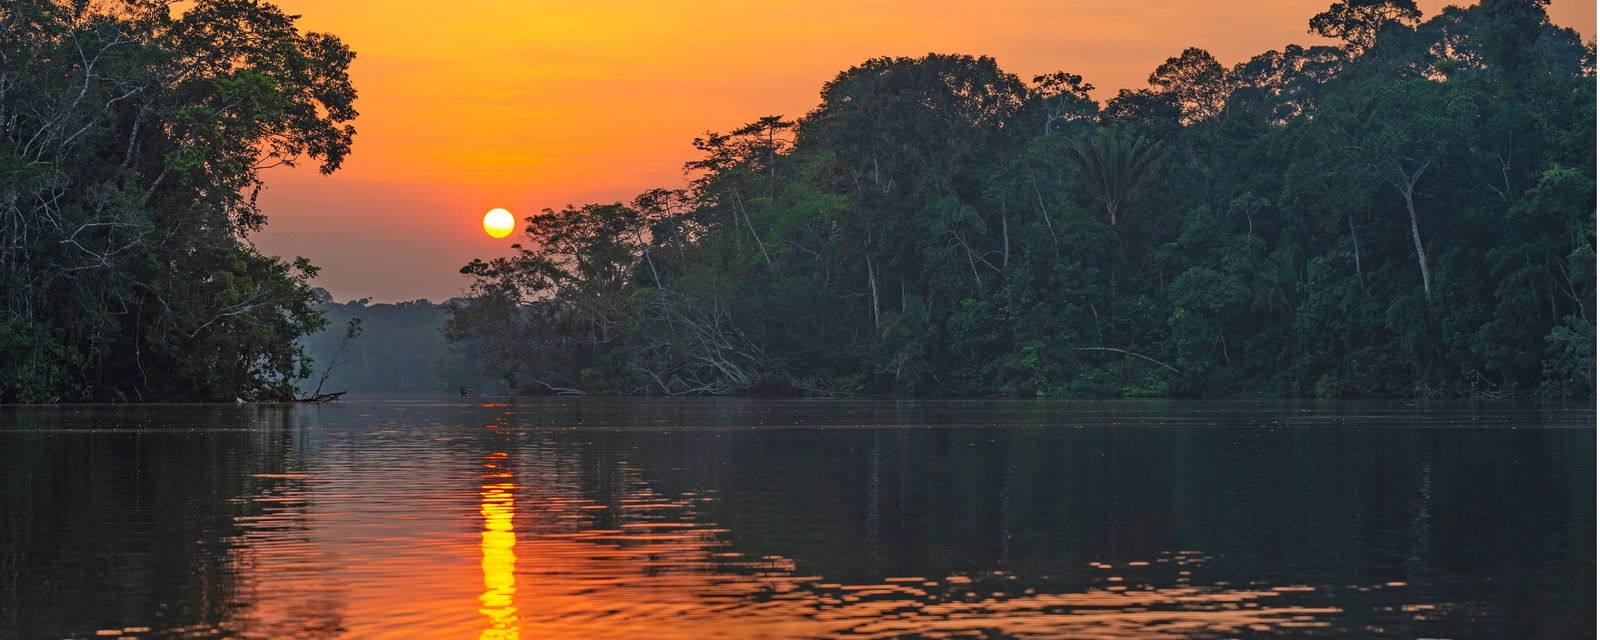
[215,439,1376,639]
[479,452,520,640]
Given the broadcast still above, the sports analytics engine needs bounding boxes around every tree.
[802,54,1027,339]
[1309,0,1424,51]
[0,0,357,401]
[1290,80,1471,303]
[1228,44,1345,122]
[1102,89,1183,134]
[1029,71,1099,135]
[1148,47,1235,123]
[1067,126,1166,227]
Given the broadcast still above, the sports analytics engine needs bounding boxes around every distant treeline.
[1,1,356,402]
[297,294,498,396]
[449,0,1596,398]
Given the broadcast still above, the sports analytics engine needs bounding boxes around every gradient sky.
[251,1,1595,303]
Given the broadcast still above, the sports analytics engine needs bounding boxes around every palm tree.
[1069,126,1166,227]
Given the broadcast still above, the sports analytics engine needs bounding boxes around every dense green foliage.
[297,293,498,395]
[448,0,1595,398]
[0,1,356,401]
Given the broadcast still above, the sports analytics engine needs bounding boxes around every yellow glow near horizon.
[483,208,515,239]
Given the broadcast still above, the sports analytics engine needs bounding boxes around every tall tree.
[0,0,357,401]
[1148,47,1236,123]
[1068,126,1166,227]
[1309,0,1424,51]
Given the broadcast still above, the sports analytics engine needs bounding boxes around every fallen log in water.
[297,390,346,403]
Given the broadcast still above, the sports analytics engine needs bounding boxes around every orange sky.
[251,0,1596,303]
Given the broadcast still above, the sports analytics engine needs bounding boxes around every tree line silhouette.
[448,0,1595,397]
[2,0,1591,401]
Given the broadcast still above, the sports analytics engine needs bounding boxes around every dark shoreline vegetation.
[444,0,1596,398]
[1,1,354,402]
[2,1,1595,402]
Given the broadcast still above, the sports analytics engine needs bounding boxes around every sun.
[482,208,515,239]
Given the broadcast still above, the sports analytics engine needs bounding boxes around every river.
[1,398,1592,639]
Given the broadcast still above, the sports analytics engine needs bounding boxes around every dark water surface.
[0,398,1592,639]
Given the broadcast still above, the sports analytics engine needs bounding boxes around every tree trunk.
[1001,202,1010,269]
[866,253,880,332]
[1401,181,1432,303]
[1348,214,1364,291]
[731,189,772,268]
[1031,182,1058,243]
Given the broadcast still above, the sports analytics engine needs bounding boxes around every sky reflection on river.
[0,399,1591,639]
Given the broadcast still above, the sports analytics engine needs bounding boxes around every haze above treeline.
[1,0,1593,401]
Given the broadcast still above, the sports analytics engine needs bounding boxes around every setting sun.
[482,208,515,239]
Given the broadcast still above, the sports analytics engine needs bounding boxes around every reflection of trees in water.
[471,426,1358,639]
[3,400,1590,639]
[588,412,1592,639]
[220,406,348,639]
[0,405,347,639]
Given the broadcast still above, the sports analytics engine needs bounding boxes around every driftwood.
[297,390,346,403]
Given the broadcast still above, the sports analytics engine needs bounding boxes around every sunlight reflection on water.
[479,451,519,640]
[209,439,1349,639]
